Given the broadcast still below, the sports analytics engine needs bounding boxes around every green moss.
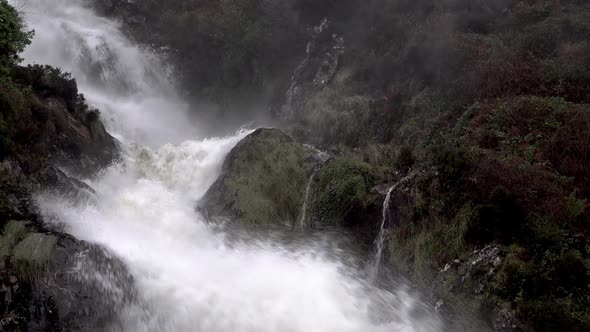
[443,203,476,259]
[0,220,28,257]
[311,156,377,224]
[204,128,315,225]
[13,233,57,282]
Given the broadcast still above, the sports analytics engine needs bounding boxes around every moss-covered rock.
[13,232,57,282]
[201,128,317,225]
[0,221,136,331]
[0,220,28,257]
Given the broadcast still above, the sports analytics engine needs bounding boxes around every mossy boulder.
[0,220,28,257]
[201,128,317,225]
[13,232,57,282]
[0,220,136,331]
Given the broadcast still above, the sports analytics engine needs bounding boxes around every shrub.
[0,0,33,76]
[434,146,471,189]
[545,107,590,195]
[312,156,377,224]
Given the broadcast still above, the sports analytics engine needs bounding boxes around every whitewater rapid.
[15,0,441,331]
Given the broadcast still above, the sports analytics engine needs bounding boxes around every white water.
[14,0,199,147]
[369,186,396,281]
[15,0,441,331]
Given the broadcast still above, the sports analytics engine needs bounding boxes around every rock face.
[200,128,318,226]
[45,96,119,177]
[9,65,120,178]
[273,18,344,122]
[0,63,126,330]
[0,221,135,331]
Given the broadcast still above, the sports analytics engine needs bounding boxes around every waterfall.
[16,1,441,331]
[14,0,200,147]
[369,185,396,281]
[299,172,316,229]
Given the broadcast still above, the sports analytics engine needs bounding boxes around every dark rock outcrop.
[0,220,135,331]
[0,61,125,330]
[272,18,344,122]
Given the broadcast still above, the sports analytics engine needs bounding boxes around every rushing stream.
[14,0,441,330]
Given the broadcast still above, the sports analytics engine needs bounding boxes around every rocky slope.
[198,2,590,330]
[1,3,133,329]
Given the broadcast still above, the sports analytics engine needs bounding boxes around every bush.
[312,156,377,224]
[545,107,590,195]
[13,65,79,102]
[0,0,33,76]
[434,147,471,189]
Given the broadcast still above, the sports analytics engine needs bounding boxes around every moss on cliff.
[309,156,378,225]
[202,128,316,225]
[13,233,57,282]
[0,220,28,257]
[0,220,57,283]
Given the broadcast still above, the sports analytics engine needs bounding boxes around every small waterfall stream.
[299,172,316,229]
[369,185,396,281]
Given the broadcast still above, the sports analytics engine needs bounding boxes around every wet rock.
[273,18,345,122]
[200,128,317,226]
[494,308,523,332]
[0,221,136,331]
[43,96,119,177]
[40,166,97,204]
[431,244,513,331]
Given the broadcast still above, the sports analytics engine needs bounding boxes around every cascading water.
[14,0,199,147]
[298,172,316,229]
[16,0,441,331]
[369,185,396,281]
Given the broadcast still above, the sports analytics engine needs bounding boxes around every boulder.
[200,128,319,226]
[0,220,135,331]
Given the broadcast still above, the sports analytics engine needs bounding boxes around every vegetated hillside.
[291,1,590,330]
[112,1,590,329]
[0,2,127,329]
[296,2,590,330]
[19,0,590,330]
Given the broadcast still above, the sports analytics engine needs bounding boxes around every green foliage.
[0,0,33,76]
[312,156,376,224]
[496,246,590,331]
[12,64,80,105]
[566,190,587,220]
[435,147,470,189]
[0,78,28,158]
